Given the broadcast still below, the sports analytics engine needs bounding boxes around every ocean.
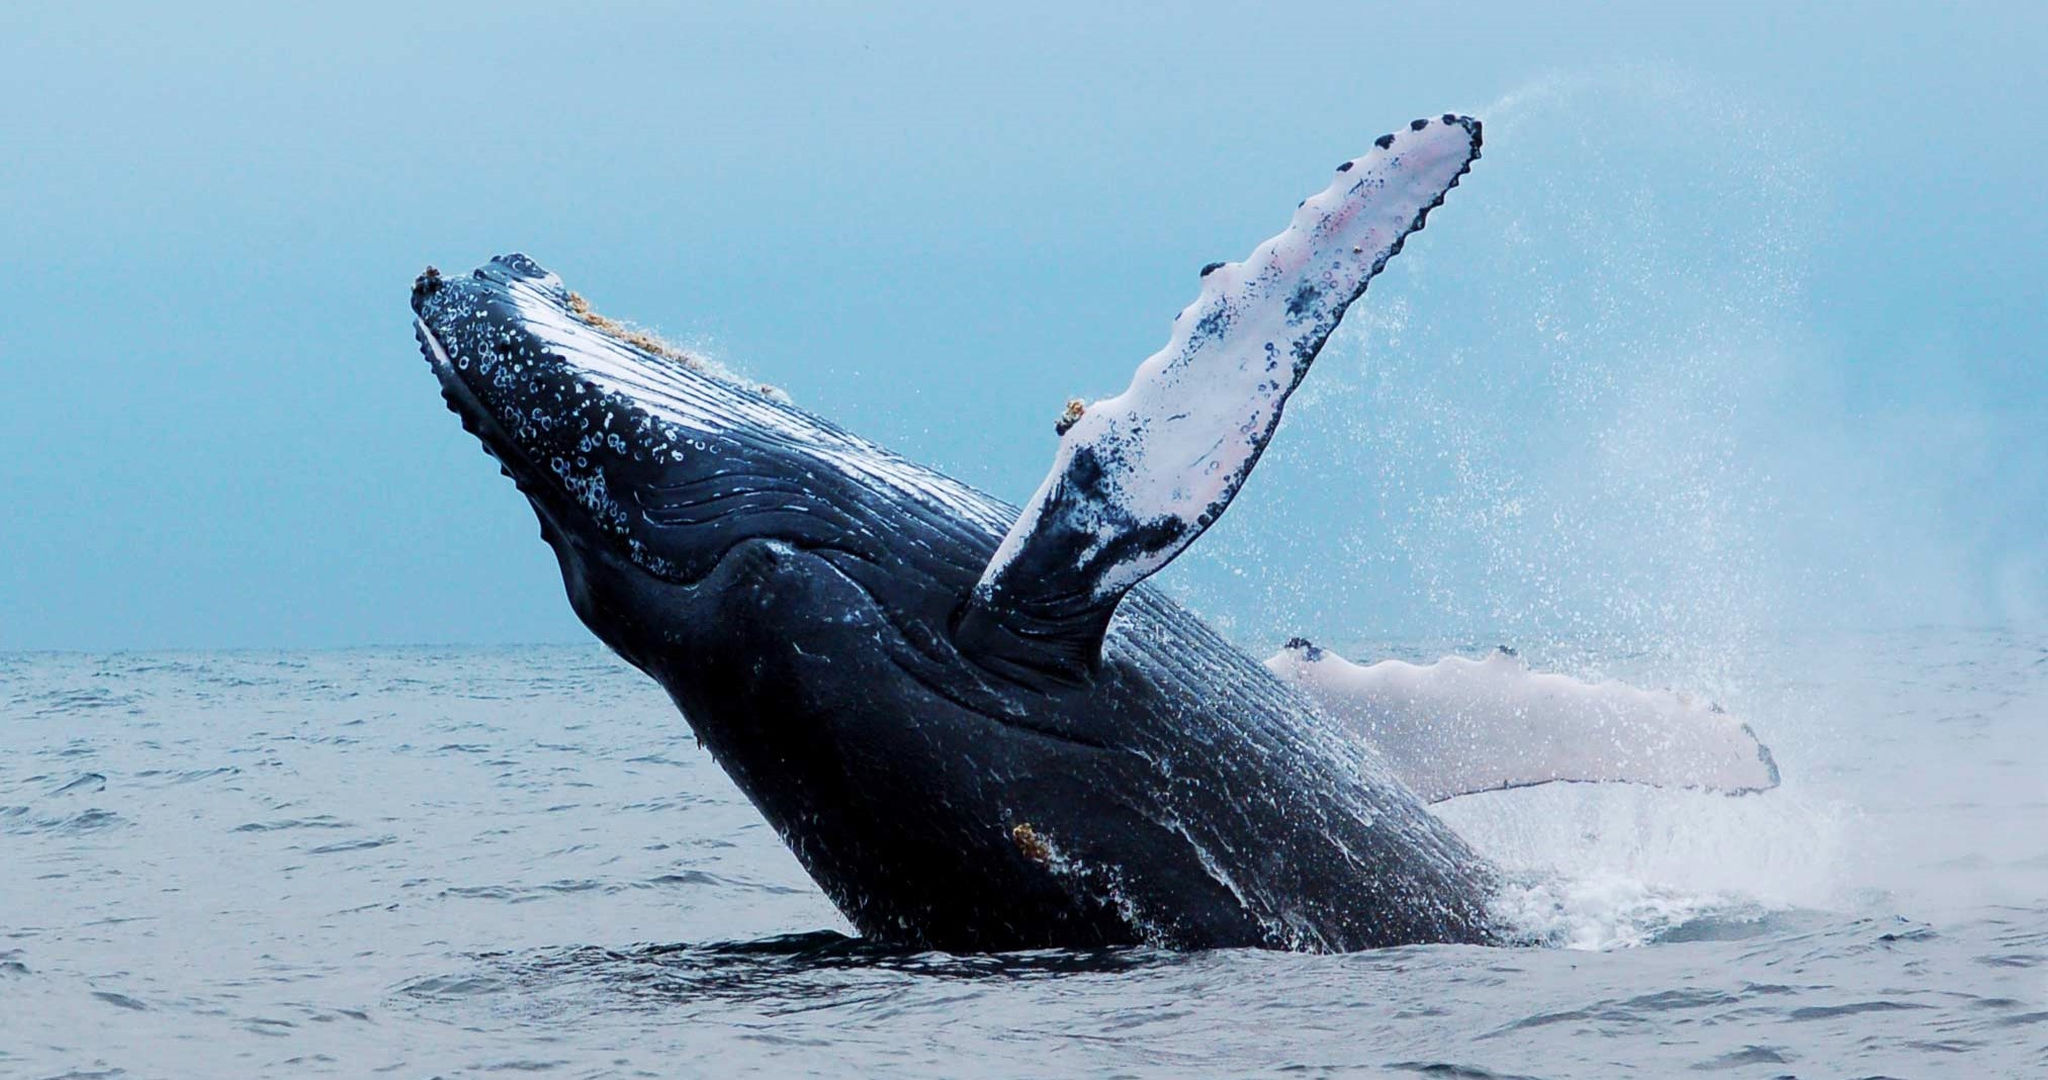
[4,629,2043,1078]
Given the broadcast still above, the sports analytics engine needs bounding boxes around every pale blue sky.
[1,2,2041,650]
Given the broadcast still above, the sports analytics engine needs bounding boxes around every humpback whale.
[411,114,1776,952]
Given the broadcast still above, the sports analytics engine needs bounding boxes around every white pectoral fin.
[957,116,1483,684]
[1267,643,1780,802]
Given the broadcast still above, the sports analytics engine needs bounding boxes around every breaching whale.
[411,114,1776,952]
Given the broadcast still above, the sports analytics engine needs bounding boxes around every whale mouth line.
[418,316,708,587]
[416,317,536,490]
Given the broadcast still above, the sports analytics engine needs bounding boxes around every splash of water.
[1159,69,1880,945]
[1177,67,1821,671]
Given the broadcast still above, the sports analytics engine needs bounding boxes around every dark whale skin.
[414,254,1500,952]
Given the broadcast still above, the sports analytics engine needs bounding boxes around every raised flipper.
[1265,641,1780,802]
[957,115,1483,683]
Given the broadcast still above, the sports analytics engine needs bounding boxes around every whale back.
[649,519,1501,952]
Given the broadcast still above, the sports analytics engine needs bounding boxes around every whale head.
[411,254,1005,670]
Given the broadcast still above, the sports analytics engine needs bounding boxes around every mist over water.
[1157,69,2048,1007]
[1175,69,2036,656]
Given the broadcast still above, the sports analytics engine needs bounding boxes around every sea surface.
[4,629,2044,1078]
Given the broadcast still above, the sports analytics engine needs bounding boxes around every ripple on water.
[1689,1044,1792,1069]
[51,773,107,796]
[232,816,354,833]
[305,835,397,855]
[1386,1064,1546,1080]
[5,807,128,835]
[91,990,149,1011]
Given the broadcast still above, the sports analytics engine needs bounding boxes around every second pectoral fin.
[1267,642,1780,802]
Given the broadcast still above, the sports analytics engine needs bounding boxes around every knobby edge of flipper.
[956,115,1484,686]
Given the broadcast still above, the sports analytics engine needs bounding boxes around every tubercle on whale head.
[410,254,786,593]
